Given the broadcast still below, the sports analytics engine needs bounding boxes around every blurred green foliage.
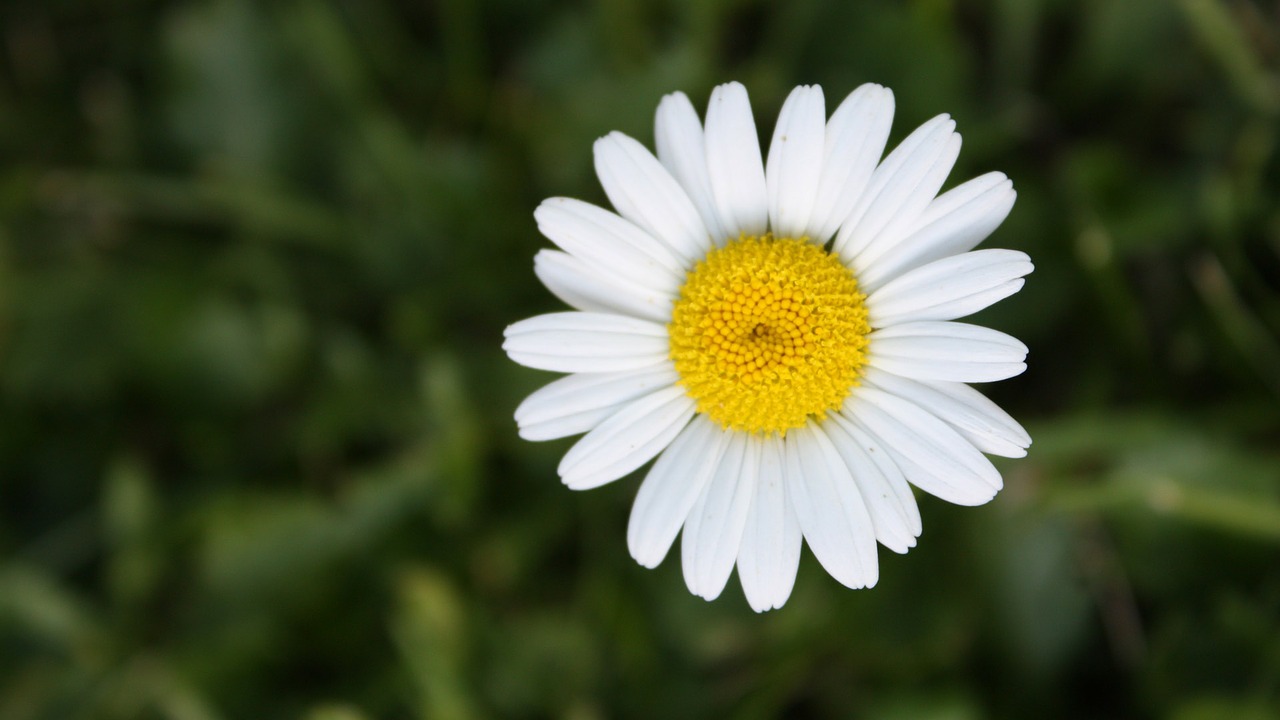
[1,0,1279,718]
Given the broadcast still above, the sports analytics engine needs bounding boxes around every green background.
[2,0,1279,718]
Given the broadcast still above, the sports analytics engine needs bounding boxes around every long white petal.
[805,83,895,244]
[834,115,960,266]
[784,423,879,589]
[866,249,1033,326]
[858,173,1016,292]
[862,367,1030,457]
[514,364,680,441]
[655,91,730,245]
[534,250,673,323]
[765,85,825,240]
[628,415,727,568]
[823,414,921,553]
[842,386,1001,506]
[503,312,670,373]
[535,197,685,291]
[868,321,1028,383]
[681,431,755,600]
[705,82,769,239]
[736,435,801,612]
[557,386,695,489]
[594,132,711,264]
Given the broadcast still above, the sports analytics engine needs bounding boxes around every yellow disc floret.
[668,234,870,435]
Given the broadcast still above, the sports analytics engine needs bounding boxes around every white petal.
[594,132,711,263]
[558,385,695,490]
[535,197,685,290]
[858,173,1016,292]
[842,386,1001,506]
[681,432,755,600]
[628,415,728,568]
[868,321,1028,383]
[805,83,895,243]
[654,91,731,245]
[822,415,921,553]
[784,423,879,589]
[834,114,960,267]
[503,312,670,373]
[705,82,768,239]
[534,250,673,323]
[514,364,680,441]
[736,435,802,612]
[862,367,1030,457]
[866,249,1033,326]
[765,85,825,240]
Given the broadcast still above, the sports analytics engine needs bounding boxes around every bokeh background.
[2,0,1279,718]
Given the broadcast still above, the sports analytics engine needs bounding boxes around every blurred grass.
[1,0,1279,718]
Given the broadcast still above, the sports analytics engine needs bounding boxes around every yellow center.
[668,234,870,435]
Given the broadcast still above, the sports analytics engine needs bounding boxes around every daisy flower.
[503,82,1031,612]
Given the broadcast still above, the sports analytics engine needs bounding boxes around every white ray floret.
[628,415,728,568]
[823,414,922,553]
[514,364,681,441]
[867,321,1029,383]
[681,432,756,600]
[784,423,879,589]
[806,83,895,244]
[655,92,730,245]
[736,437,802,612]
[857,172,1018,292]
[594,132,711,264]
[834,114,960,265]
[533,250,673,323]
[705,82,769,239]
[765,84,826,241]
[502,312,671,373]
[866,249,1033,326]
[556,384,695,490]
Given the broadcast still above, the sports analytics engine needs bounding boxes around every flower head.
[504,82,1031,611]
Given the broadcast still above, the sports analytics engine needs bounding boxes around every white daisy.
[504,82,1032,612]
